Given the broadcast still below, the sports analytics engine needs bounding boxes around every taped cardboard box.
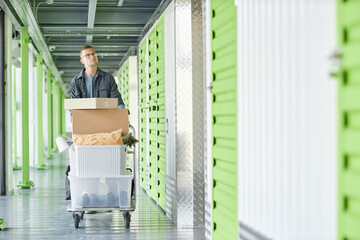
[72,109,130,135]
[65,98,117,110]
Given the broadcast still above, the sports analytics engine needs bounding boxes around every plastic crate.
[74,145,127,176]
[69,174,133,208]
[69,145,76,173]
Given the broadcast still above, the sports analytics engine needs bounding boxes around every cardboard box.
[64,98,118,110]
[72,109,130,135]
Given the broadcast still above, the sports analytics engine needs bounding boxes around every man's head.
[80,45,98,68]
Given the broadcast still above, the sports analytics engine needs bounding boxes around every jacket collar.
[75,68,104,81]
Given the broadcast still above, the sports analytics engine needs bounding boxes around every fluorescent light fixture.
[117,0,124,7]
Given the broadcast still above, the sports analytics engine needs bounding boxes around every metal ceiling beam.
[0,0,21,28]
[52,52,126,57]
[43,32,140,37]
[41,26,144,32]
[86,0,97,44]
[8,0,65,92]
[47,42,135,47]
[37,10,153,25]
[55,59,121,67]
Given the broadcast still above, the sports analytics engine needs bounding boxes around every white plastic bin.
[68,145,76,174]
[74,145,127,176]
[69,173,133,208]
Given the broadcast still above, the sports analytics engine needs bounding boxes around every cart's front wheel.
[74,213,80,228]
[123,211,131,229]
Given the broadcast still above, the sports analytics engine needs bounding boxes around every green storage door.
[211,0,237,239]
[155,17,166,211]
[148,28,158,201]
[140,40,148,190]
[118,68,123,94]
[123,61,131,168]
[337,1,360,239]
[123,61,130,107]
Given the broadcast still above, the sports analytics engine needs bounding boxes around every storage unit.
[211,0,238,239]
[123,61,130,107]
[139,16,166,211]
[140,39,148,190]
[155,17,166,211]
[338,0,360,239]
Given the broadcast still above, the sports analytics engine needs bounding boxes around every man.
[70,45,125,108]
[66,45,124,200]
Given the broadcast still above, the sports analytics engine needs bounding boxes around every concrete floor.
[0,153,205,240]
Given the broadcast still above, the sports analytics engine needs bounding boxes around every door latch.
[329,48,342,78]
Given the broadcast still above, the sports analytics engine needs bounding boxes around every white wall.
[237,1,337,239]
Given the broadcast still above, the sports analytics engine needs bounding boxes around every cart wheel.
[74,213,80,228]
[123,211,131,229]
[80,211,85,220]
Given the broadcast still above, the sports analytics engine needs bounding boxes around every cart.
[67,125,137,229]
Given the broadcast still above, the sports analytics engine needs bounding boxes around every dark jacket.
[70,68,124,106]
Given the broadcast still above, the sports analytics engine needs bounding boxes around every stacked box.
[65,98,132,209]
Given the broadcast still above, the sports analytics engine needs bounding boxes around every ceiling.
[1,0,166,91]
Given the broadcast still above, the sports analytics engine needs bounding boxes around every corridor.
[0,153,204,239]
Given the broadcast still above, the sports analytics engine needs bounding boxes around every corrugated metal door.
[123,61,130,106]
[338,0,360,239]
[118,68,123,97]
[122,61,131,168]
[140,40,148,190]
[211,0,237,239]
[156,17,166,211]
[148,28,158,201]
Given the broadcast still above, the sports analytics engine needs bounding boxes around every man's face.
[80,48,98,67]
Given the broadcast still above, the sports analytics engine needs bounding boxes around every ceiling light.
[117,0,124,7]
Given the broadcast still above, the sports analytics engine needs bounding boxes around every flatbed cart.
[67,125,137,229]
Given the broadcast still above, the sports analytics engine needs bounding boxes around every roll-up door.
[211,0,237,239]
[337,1,360,239]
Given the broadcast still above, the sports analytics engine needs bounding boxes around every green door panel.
[211,0,237,239]
[140,40,148,190]
[139,17,166,211]
[338,0,360,239]
[155,17,166,210]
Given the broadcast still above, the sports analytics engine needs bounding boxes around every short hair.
[80,45,94,56]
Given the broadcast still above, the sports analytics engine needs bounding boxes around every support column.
[46,71,53,159]
[17,27,34,189]
[35,54,45,169]
[12,67,20,170]
[51,80,58,152]
[61,92,66,136]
